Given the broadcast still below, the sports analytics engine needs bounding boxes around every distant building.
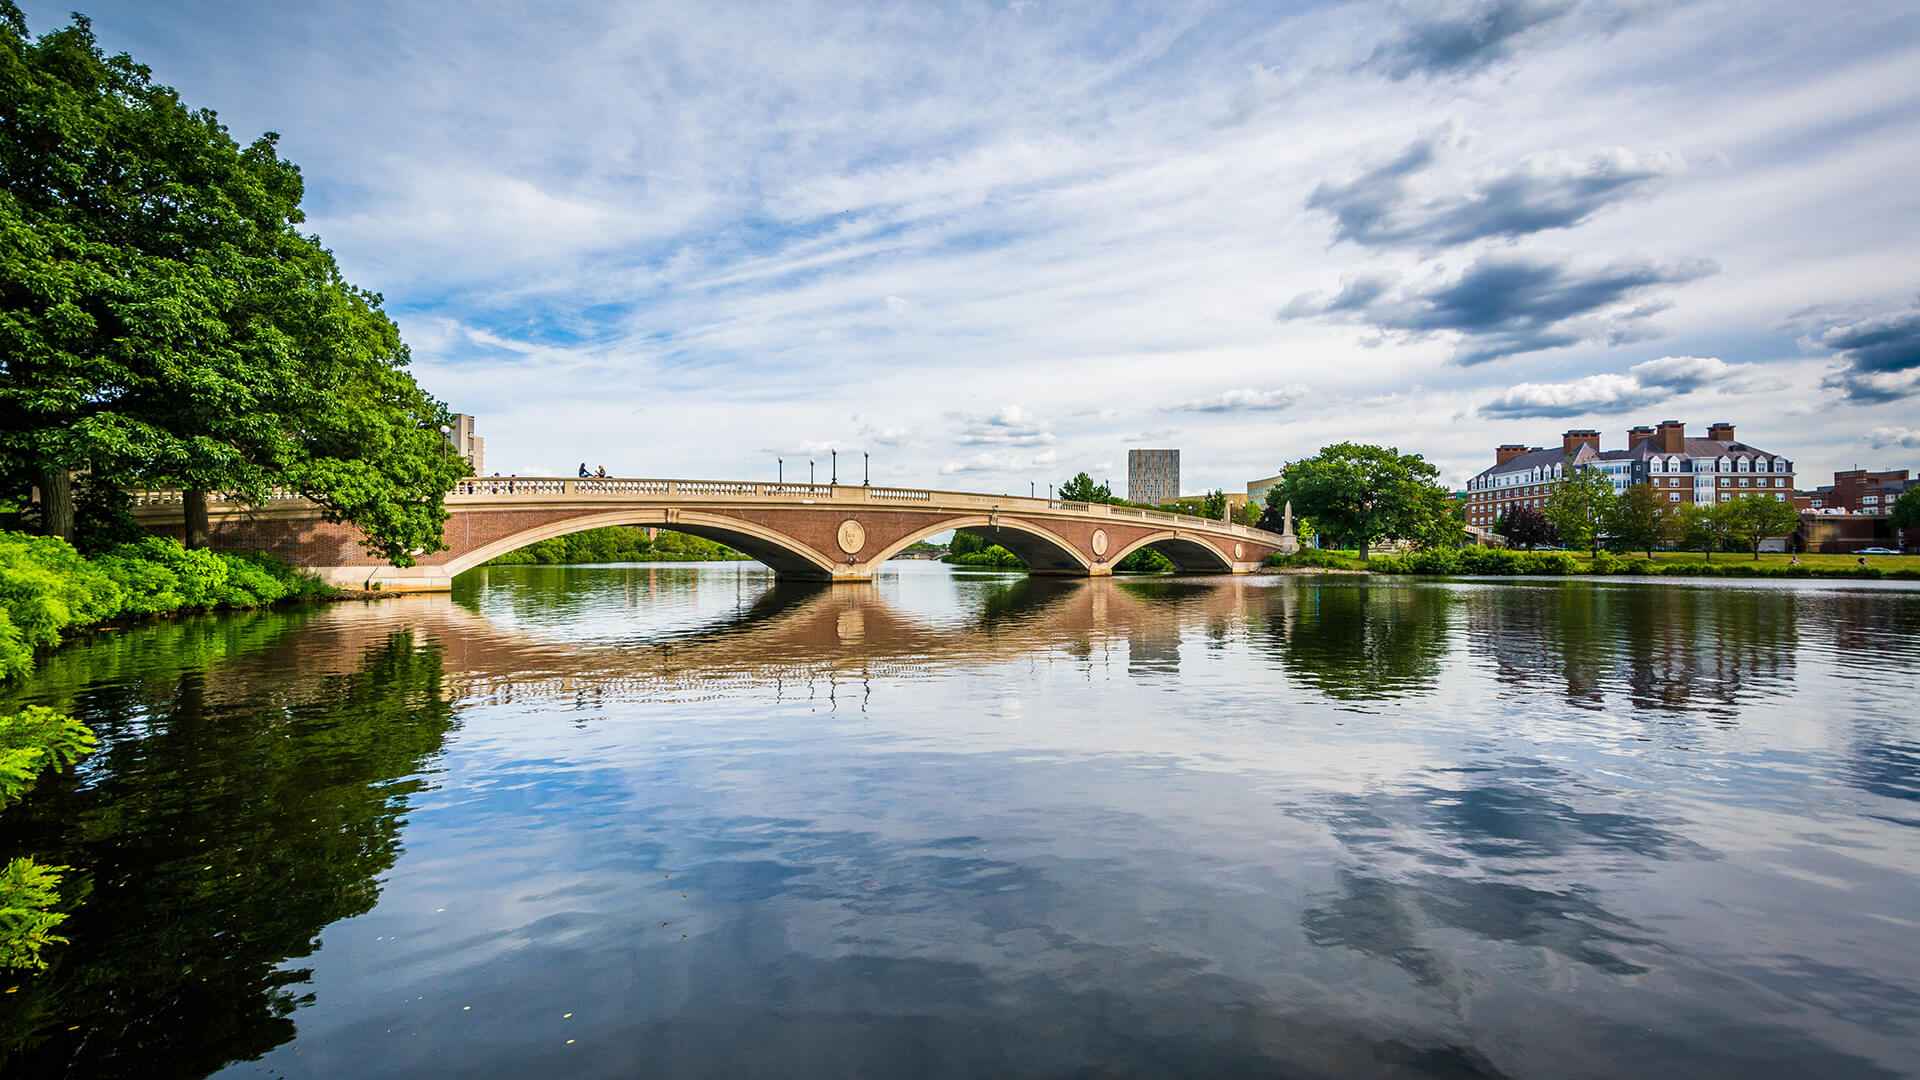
[1128,449,1180,505]
[1464,420,1794,530]
[1246,471,1285,510]
[1830,468,1914,516]
[447,414,485,475]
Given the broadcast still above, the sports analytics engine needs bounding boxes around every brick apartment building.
[1464,420,1794,530]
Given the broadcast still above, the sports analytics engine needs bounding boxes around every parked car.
[1855,547,1899,555]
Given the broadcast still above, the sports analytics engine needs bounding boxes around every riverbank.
[0,531,333,681]
[1267,546,1920,580]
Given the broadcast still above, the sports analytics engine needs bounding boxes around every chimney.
[1562,429,1600,456]
[1707,421,1735,442]
[1628,425,1655,449]
[1656,419,1685,453]
[1496,444,1529,466]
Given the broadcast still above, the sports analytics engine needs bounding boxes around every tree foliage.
[1720,494,1800,560]
[1495,506,1556,550]
[1676,502,1733,561]
[1608,484,1673,557]
[1056,472,1113,503]
[1544,464,1616,557]
[0,6,465,562]
[1276,443,1452,558]
[1891,487,1920,533]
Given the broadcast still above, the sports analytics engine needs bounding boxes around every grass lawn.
[1625,551,1919,571]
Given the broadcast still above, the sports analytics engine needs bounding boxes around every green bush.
[1264,548,1366,571]
[1372,547,1577,576]
[0,706,98,972]
[0,531,332,681]
[950,544,1026,569]
[0,533,125,650]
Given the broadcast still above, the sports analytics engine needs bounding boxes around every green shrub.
[0,857,71,972]
[0,531,332,681]
[1265,548,1366,571]
[1,707,97,971]
[0,533,124,649]
[950,544,1026,569]
[0,611,27,682]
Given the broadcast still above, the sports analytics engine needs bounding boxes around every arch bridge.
[133,477,1297,592]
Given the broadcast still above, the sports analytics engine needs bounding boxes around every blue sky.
[27,0,1920,490]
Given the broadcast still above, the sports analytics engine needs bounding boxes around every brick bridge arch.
[133,478,1295,590]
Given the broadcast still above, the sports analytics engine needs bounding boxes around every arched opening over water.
[443,509,841,580]
[867,515,1092,576]
[1107,531,1236,574]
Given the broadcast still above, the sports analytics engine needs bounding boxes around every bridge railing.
[145,476,1291,544]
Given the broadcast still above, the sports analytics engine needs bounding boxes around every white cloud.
[1480,374,1664,419]
[1628,355,1739,390]
[1169,387,1309,413]
[75,0,1920,490]
[1870,426,1920,449]
[952,405,1056,447]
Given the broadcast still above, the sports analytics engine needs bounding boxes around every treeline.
[0,531,327,681]
[1,9,465,562]
[483,526,748,566]
[945,526,1175,572]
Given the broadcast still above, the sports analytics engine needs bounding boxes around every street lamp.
[1030,481,1035,498]
[810,459,815,484]
[778,457,783,484]
[863,451,869,486]
[831,449,838,485]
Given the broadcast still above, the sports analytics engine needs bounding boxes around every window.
[1741,478,1750,487]
[1667,456,1680,473]
[1668,493,1681,502]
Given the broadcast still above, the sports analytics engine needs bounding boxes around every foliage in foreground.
[0,531,329,681]
[1,706,97,971]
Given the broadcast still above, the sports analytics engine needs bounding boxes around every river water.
[3,562,1919,1078]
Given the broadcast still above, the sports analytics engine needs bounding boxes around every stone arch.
[442,509,842,580]
[863,515,1092,575]
[1106,530,1236,574]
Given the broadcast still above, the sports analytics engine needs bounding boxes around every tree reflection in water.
[0,633,456,1077]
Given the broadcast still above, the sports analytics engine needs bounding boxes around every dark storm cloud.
[1813,302,1920,402]
[1366,0,1579,80]
[1282,254,1716,365]
[1307,137,1672,249]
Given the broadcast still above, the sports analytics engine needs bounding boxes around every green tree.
[0,7,465,562]
[1608,483,1672,557]
[1201,489,1227,521]
[1544,464,1616,558]
[1721,493,1801,560]
[1276,443,1449,559]
[1676,502,1732,561]
[1891,487,1920,534]
[1056,472,1112,503]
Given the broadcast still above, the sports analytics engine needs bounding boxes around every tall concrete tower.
[1127,448,1180,505]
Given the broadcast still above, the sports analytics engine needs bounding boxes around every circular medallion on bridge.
[836,519,867,555]
[1091,528,1109,557]
[1235,542,1244,560]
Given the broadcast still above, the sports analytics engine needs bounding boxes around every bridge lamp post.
[810,460,815,484]
[831,449,838,485]
[778,457,783,484]
[863,451,869,487]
